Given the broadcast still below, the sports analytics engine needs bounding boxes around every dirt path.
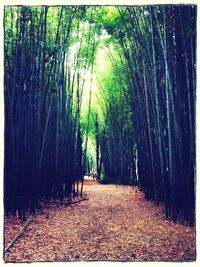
[4,180,195,262]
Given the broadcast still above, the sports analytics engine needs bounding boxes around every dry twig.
[4,213,34,254]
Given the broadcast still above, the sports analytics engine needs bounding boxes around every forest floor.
[4,179,196,262]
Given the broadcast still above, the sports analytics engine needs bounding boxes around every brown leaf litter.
[4,180,196,262]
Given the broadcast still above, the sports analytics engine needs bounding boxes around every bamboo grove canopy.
[4,5,196,222]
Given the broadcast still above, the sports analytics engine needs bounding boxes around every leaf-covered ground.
[4,180,196,262]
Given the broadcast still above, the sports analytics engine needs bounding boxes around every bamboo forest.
[4,5,196,262]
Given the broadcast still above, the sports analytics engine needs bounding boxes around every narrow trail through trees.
[4,180,195,262]
[4,5,196,224]
[4,5,196,262]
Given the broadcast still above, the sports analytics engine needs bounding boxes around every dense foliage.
[4,6,97,219]
[4,5,196,222]
[93,6,196,223]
